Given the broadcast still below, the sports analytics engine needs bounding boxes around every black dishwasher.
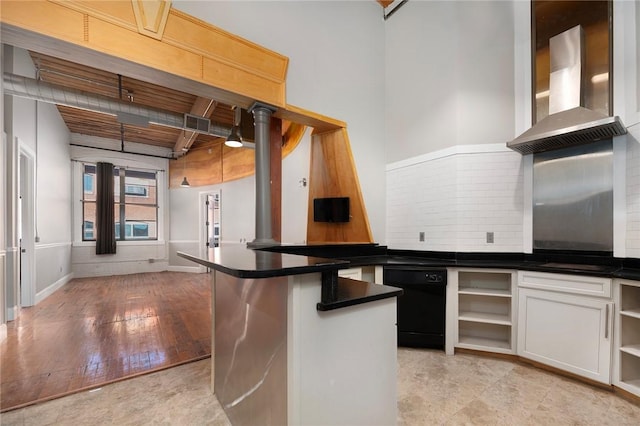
[383,266,447,349]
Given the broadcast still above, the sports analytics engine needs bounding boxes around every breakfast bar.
[178,245,402,426]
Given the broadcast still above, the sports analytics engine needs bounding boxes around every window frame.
[81,162,159,242]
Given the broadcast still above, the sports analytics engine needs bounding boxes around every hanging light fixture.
[225,106,243,148]
[180,153,190,187]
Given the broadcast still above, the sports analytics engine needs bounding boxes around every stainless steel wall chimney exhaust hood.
[508,25,626,155]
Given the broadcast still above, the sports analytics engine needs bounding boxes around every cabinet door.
[517,288,613,384]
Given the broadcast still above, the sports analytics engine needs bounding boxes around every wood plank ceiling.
[28,51,236,156]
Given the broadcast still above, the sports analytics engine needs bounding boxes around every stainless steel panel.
[214,271,288,426]
[533,140,613,251]
[548,25,584,115]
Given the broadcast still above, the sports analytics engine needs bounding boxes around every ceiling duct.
[184,113,210,133]
[507,25,626,155]
[3,72,234,139]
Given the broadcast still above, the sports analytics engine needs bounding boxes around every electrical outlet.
[486,232,494,244]
[419,232,425,242]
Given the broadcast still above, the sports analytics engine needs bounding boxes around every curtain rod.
[70,158,167,173]
[69,143,175,161]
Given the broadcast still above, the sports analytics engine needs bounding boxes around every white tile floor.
[2,348,640,425]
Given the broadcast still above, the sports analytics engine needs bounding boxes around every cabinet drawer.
[518,270,611,298]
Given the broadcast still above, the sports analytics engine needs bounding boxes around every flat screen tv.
[313,197,350,223]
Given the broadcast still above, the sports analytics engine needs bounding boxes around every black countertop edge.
[177,249,349,279]
[264,245,640,280]
[316,277,403,312]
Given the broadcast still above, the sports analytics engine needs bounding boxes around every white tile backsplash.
[627,129,640,257]
[387,147,524,252]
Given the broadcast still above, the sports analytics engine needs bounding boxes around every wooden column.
[270,117,282,242]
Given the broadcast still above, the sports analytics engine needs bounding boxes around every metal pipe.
[3,72,234,138]
[248,102,277,248]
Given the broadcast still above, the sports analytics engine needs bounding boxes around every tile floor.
[2,348,640,425]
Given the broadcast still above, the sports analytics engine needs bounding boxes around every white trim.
[7,305,18,321]
[72,240,166,248]
[167,265,202,273]
[35,242,72,250]
[522,154,533,254]
[386,143,512,171]
[168,240,200,244]
[0,324,7,343]
[613,136,627,258]
[35,272,74,304]
[19,138,37,307]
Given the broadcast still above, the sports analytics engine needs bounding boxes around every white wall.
[384,1,519,252]
[386,145,523,252]
[70,145,170,277]
[173,0,387,243]
[3,46,73,308]
[385,1,515,162]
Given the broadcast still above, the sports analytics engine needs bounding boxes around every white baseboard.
[7,305,18,321]
[167,265,202,273]
[35,272,75,304]
[0,323,6,343]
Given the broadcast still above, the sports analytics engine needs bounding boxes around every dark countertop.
[317,277,403,311]
[177,244,640,314]
[177,245,348,278]
[263,244,640,280]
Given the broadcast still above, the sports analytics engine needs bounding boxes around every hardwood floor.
[0,272,212,412]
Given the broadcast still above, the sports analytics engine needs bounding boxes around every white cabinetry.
[338,267,362,280]
[517,271,613,384]
[453,269,517,354]
[613,279,640,397]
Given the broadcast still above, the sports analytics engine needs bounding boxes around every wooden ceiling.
[29,51,236,156]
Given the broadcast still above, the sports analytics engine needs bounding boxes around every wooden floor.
[0,271,212,412]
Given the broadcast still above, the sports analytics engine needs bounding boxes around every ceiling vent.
[184,113,210,133]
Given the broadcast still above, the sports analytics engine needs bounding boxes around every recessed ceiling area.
[27,51,236,156]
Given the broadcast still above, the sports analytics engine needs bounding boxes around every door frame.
[18,140,36,307]
[199,189,221,273]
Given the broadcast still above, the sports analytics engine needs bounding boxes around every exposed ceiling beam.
[174,96,218,154]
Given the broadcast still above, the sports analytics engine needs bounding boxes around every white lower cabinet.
[452,269,517,355]
[613,279,640,397]
[517,271,613,384]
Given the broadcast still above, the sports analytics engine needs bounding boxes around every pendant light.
[180,153,190,187]
[225,106,243,148]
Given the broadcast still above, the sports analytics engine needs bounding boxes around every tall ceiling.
[9,1,393,158]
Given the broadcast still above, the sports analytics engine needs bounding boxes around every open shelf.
[617,281,640,397]
[620,344,640,358]
[459,271,512,294]
[458,321,511,351]
[458,335,511,350]
[456,270,515,353]
[621,308,640,320]
[459,311,511,325]
[458,288,511,297]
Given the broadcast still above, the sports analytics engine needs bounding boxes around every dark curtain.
[96,162,116,255]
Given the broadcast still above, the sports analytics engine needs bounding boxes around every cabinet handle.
[605,303,610,339]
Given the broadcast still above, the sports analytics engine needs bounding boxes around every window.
[82,163,158,241]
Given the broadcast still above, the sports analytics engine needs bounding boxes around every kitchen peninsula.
[178,245,402,426]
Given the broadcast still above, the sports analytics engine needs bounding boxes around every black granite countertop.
[264,244,640,280]
[317,277,403,311]
[177,244,640,314]
[177,245,404,312]
[177,245,348,278]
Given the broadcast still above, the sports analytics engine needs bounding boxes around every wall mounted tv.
[313,197,350,223]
